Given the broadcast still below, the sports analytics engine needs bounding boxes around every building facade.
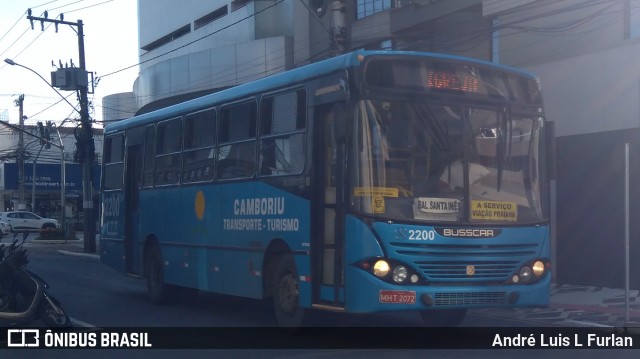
[103,0,354,123]
[0,123,103,229]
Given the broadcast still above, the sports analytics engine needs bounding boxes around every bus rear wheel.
[145,246,177,304]
[419,309,467,327]
[272,254,306,327]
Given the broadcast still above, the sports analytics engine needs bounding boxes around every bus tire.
[419,309,467,327]
[145,246,175,305]
[272,254,305,328]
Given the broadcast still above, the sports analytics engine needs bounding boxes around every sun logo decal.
[195,190,205,220]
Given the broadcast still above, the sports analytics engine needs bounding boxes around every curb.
[550,302,640,317]
[57,249,99,259]
[31,238,82,245]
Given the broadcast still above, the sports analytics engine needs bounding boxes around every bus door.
[124,128,144,275]
[312,104,347,309]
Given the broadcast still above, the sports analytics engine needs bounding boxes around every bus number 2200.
[408,230,435,241]
[103,196,121,217]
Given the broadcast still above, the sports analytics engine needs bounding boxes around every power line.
[27,92,77,120]
[98,1,617,116]
[0,27,31,64]
[0,1,116,69]
[47,0,91,12]
[17,0,629,125]
[0,0,59,44]
[99,0,286,79]
[94,38,334,117]
[62,0,115,14]
[0,14,28,45]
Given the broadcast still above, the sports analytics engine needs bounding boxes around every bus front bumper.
[344,267,550,313]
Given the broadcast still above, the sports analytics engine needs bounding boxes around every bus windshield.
[350,98,547,224]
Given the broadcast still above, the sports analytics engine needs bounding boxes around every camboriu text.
[492,333,633,348]
[223,197,300,232]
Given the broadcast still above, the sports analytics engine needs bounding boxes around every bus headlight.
[360,258,420,284]
[532,260,545,277]
[509,259,548,284]
[373,260,390,278]
[519,266,533,282]
[392,265,408,283]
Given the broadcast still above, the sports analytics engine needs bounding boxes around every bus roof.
[104,50,537,135]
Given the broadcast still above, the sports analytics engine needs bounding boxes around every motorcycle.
[0,231,71,327]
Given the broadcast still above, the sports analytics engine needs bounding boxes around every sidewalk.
[474,284,640,328]
[38,234,640,328]
[33,230,100,259]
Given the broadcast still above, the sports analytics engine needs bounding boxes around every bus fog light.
[519,266,532,282]
[410,274,419,283]
[532,260,545,277]
[512,274,519,283]
[373,260,390,278]
[392,265,408,283]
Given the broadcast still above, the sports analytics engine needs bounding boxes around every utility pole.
[15,94,25,210]
[331,0,347,56]
[27,10,95,252]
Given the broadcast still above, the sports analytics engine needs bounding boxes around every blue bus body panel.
[344,215,550,312]
[100,191,127,272]
[100,49,548,314]
[135,182,310,299]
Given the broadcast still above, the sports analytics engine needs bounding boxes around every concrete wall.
[526,41,640,137]
[495,1,640,288]
[138,0,258,71]
[102,92,137,123]
[131,0,301,113]
[498,0,626,67]
[133,36,293,111]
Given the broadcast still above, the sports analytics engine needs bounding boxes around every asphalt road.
[2,240,634,358]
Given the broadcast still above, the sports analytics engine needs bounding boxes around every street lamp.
[4,58,70,238]
[4,58,80,116]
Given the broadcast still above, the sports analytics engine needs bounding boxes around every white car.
[0,211,59,232]
[0,221,10,238]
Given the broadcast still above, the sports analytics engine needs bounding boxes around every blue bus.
[100,50,553,327]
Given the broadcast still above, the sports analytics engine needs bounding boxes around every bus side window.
[103,134,124,190]
[258,90,306,177]
[218,142,255,178]
[183,108,216,183]
[155,117,182,185]
[217,100,257,179]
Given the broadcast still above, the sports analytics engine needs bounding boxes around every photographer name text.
[493,333,633,348]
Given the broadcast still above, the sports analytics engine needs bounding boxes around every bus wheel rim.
[278,273,298,314]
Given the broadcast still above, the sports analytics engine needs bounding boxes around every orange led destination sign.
[427,71,479,93]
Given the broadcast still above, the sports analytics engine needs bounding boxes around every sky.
[0,0,139,127]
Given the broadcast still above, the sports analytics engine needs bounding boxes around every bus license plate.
[379,290,416,304]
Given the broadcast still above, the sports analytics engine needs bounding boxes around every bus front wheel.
[272,254,306,327]
[419,309,467,327]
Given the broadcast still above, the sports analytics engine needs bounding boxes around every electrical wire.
[99,0,286,79]
[62,0,115,14]
[8,0,637,126]
[95,0,623,119]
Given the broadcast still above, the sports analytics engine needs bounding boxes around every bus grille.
[416,261,518,281]
[434,291,506,306]
[389,242,538,282]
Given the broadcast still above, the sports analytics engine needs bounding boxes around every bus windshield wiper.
[464,66,508,100]
[496,106,512,192]
[410,101,450,151]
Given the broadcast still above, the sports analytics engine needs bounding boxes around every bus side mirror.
[545,121,556,180]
